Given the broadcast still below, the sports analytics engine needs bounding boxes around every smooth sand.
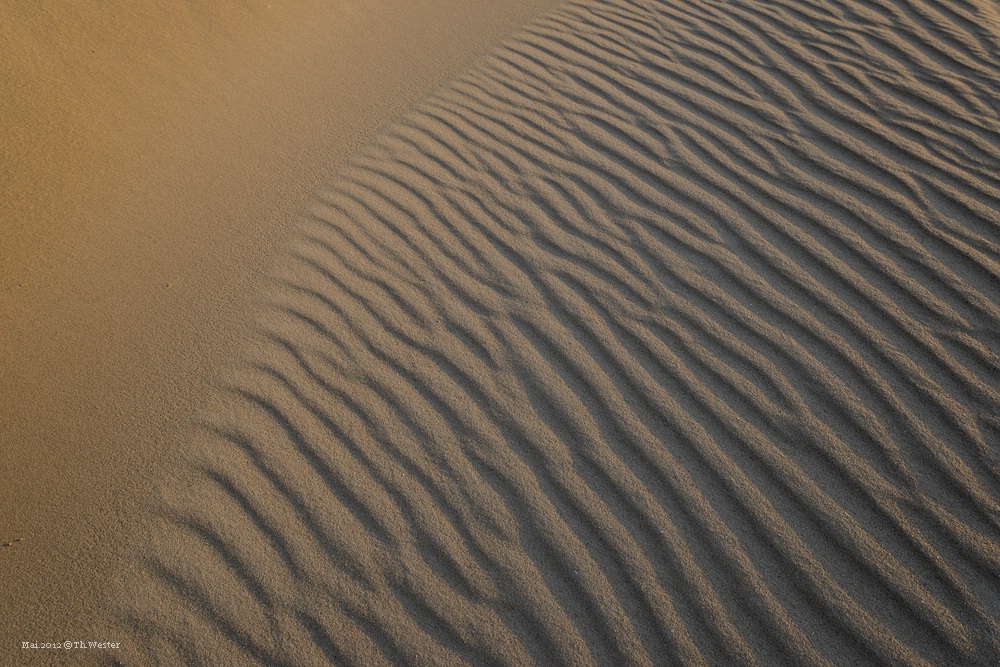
[8,0,1000,664]
[0,1,560,661]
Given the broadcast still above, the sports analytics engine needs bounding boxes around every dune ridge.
[114,0,1000,664]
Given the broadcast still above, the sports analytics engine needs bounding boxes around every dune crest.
[115,0,1000,664]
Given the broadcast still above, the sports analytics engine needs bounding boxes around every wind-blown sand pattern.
[115,0,1000,664]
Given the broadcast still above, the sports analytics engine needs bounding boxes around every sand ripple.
[114,0,1000,664]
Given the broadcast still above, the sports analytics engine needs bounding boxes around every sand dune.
[1,0,559,656]
[114,0,1000,663]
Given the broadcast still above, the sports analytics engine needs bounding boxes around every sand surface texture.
[1,0,560,661]
[112,0,1000,664]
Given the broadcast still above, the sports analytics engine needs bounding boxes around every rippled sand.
[105,0,1000,664]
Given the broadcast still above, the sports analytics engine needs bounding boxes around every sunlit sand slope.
[116,0,1000,664]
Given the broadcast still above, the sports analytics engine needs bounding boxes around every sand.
[1,1,560,662]
[7,0,1000,664]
